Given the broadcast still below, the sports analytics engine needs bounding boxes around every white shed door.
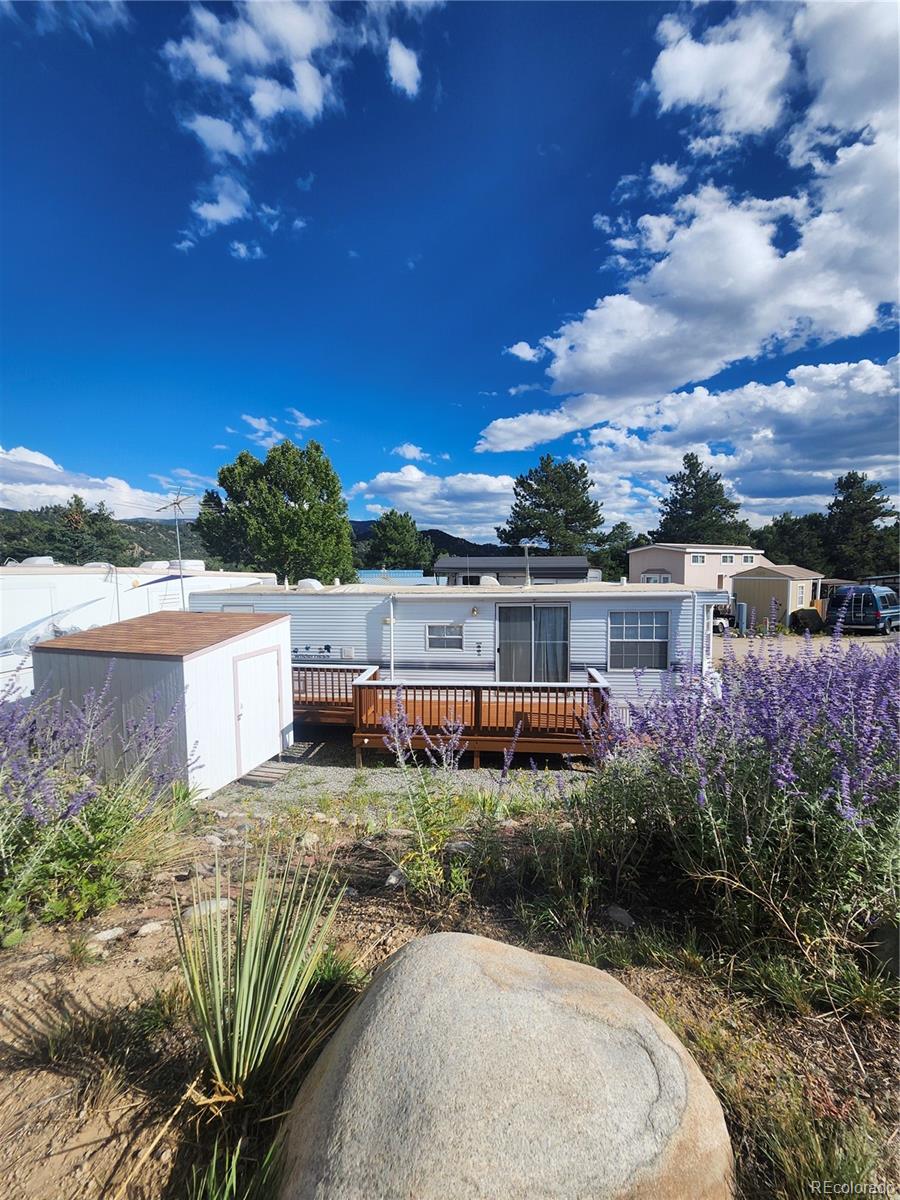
[235,651,280,775]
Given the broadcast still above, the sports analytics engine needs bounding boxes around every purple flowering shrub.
[0,675,192,927]
[587,635,900,948]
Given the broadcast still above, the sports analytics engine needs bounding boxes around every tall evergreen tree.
[756,512,828,573]
[196,440,355,584]
[51,495,131,564]
[825,472,898,580]
[651,453,752,545]
[496,455,604,554]
[364,510,433,570]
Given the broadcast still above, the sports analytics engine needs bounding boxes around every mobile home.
[191,580,726,712]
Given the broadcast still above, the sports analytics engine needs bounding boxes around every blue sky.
[1,0,897,539]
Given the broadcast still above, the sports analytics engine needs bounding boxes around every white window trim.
[426,622,464,651]
[691,554,706,564]
[720,554,734,564]
[742,554,755,563]
[641,572,672,584]
[607,609,670,672]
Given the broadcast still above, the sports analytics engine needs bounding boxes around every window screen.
[427,623,463,650]
[609,611,669,670]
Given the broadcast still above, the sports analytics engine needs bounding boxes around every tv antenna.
[156,489,191,611]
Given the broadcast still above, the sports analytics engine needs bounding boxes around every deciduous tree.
[365,510,433,570]
[196,440,355,584]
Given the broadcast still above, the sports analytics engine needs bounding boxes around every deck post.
[355,744,363,768]
[473,748,481,768]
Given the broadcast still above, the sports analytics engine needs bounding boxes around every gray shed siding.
[32,651,189,781]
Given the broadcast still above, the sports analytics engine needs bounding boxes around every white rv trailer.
[1,559,277,697]
[190,579,727,710]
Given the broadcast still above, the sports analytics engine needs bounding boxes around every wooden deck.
[293,664,607,765]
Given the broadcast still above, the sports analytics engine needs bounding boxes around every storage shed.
[731,564,824,627]
[32,611,292,795]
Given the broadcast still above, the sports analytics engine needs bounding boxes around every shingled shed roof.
[33,611,289,660]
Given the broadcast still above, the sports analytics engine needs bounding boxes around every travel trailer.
[0,559,276,697]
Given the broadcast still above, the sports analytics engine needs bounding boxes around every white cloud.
[350,465,516,539]
[229,240,265,260]
[0,445,201,519]
[648,160,686,195]
[287,408,322,430]
[391,443,430,461]
[241,414,283,448]
[192,174,251,227]
[592,213,613,234]
[292,217,307,232]
[183,114,247,160]
[164,34,230,84]
[505,340,544,363]
[16,0,130,42]
[258,203,282,232]
[651,9,793,136]
[577,357,899,529]
[387,37,421,97]
[508,383,542,397]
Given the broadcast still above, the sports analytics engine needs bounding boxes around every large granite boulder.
[279,933,733,1199]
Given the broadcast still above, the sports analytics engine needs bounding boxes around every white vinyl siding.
[426,623,463,650]
[609,611,669,670]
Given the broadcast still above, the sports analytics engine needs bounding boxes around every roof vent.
[168,560,205,572]
[83,561,111,569]
[296,578,324,591]
[21,556,55,566]
[140,560,170,570]
[477,575,501,588]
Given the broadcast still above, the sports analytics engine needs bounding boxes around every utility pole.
[156,489,191,611]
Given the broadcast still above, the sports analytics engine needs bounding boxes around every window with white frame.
[427,623,464,650]
[641,572,672,583]
[720,554,734,563]
[609,611,669,670]
[742,554,754,563]
[797,584,806,606]
[691,554,706,564]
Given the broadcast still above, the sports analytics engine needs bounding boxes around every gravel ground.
[204,727,516,826]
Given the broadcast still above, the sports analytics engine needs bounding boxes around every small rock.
[343,886,359,899]
[214,809,229,819]
[171,868,191,882]
[299,832,320,850]
[385,869,406,889]
[136,921,164,937]
[605,904,635,930]
[91,927,125,943]
[387,828,414,839]
[182,898,232,920]
[445,840,476,858]
[203,835,225,847]
[311,812,331,823]
[191,862,215,879]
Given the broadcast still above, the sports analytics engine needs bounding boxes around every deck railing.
[293,663,609,762]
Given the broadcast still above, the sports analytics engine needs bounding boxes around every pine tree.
[591,522,649,580]
[651,453,752,545]
[196,440,355,584]
[825,472,898,580]
[49,495,131,565]
[756,512,828,573]
[496,455,604,554]
[364,510,433,570]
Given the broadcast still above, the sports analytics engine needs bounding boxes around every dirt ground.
[713,629,900,664]
[0,748,896,1198]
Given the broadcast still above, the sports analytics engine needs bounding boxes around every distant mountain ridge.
[350,520,505,557]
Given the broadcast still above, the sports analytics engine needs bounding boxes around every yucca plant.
[189,1134,283,1200]
[174,843,345,1105]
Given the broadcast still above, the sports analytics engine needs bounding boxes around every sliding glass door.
[497,605,569,682]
